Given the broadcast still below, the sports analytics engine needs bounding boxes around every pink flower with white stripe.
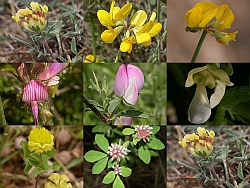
[22,62,67,124]
[114,64,144,105]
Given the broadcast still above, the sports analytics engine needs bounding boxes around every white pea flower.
[185,64,233,124]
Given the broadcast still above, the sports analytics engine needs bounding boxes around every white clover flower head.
[107,143,128,161]
[112,164,122,175]
[134,125,153,142]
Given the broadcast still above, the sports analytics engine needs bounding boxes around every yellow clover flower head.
[44,173,72,188]
[12,1,48,33]
[28,127,54,154]
[185,64,233,124]
[178,127,215,158]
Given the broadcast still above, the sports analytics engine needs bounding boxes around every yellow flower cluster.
[28,127,54,154]
[178,127,215,158]
[97,1,162,53]
[185,2,238,45]
[44,173,72,188]
[12,2,48,33]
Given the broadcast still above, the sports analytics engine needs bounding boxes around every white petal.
[185,65,208,87]
[210,80,225,108]
[124,77,138,105]
[188,84,211,124]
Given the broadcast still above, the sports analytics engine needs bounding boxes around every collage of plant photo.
[1,0,250,188]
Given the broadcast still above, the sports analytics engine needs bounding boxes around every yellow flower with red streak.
[179,127,215,158]
[12,2,48,33]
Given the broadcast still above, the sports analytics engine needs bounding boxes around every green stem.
[191,29,207,63]
[90,14,97,62]
[213,105,225,125]
[114,49,121,63]
[0,95,6,126]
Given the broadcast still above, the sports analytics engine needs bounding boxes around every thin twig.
[35,174,39,188]
[83,95,111,125]
[210,164,225,188]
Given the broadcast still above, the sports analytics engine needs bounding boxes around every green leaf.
[92,125,110,133]
[120,110,148,118]
[108,99,121,114]
[237,162,244,180]
[107,158,116,168]
[149,150,158,157]
[113,175,125,188]
[46,148,56,159]
[71,37,77,54]
[147,138,165,150]
[20,141,30,158]
[151,126,160,134]
[120,166,132,177]
[95,134,109,152]
[92,157,108,174]
[27,158,39,166]
[84,150,107,162]
[177,160,199,173]
[103,171,116,184]
[226,182,236,188]
[10,34,33,48]
[138,146,151,164]
[220,86,250,123]
[23,163,32,175]
[132,138,138,146]
[221,63,233,76]
[122,128,134,135]
[30,167,44,178]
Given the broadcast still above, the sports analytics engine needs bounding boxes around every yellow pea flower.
[179,127,215,158]
[215,31,238,45]
[12,1,48,33]
[120,35,136,53]
[132,12,162,46]
[97,1,132,43]
[184,2,218,28]
[28,127,54,155]
[215,4,234,31]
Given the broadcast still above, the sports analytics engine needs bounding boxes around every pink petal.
[38,62,67,81]
[114,64,129,96]
[22,80,48,103]
[127,64,144,93]
[31,101,39,124]
[114,116,133,125]
[124,77,138,105]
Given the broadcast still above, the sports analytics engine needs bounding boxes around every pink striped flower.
[22,62,67,124]
[114,64,144,105]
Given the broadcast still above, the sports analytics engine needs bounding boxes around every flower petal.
[124,77,138,105]
[114,64,129,96]
[97,10,113,27]
[185,65,208,87]
[101,29,118,43]
[215,4,234,30]
[38,63,67,81]
[188,84,211,124]
[148,22,162,37]
[210,80,226,108]
[127,64,144,92]
[22,80,48,102]
[130,10,147,27]
[31,101,39,124]
[114,116,133,125]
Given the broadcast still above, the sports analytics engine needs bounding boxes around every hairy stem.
[83,95,111,125]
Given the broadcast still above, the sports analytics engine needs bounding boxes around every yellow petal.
[216,31,238,45]
[136,33,151,46]
[97,10,113,27]
[101,29,118,43]
[148,22,162,37]
[120,36,136,53]
[115,3,132,20]
[130,10,147,26]
[215,4,234,30]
